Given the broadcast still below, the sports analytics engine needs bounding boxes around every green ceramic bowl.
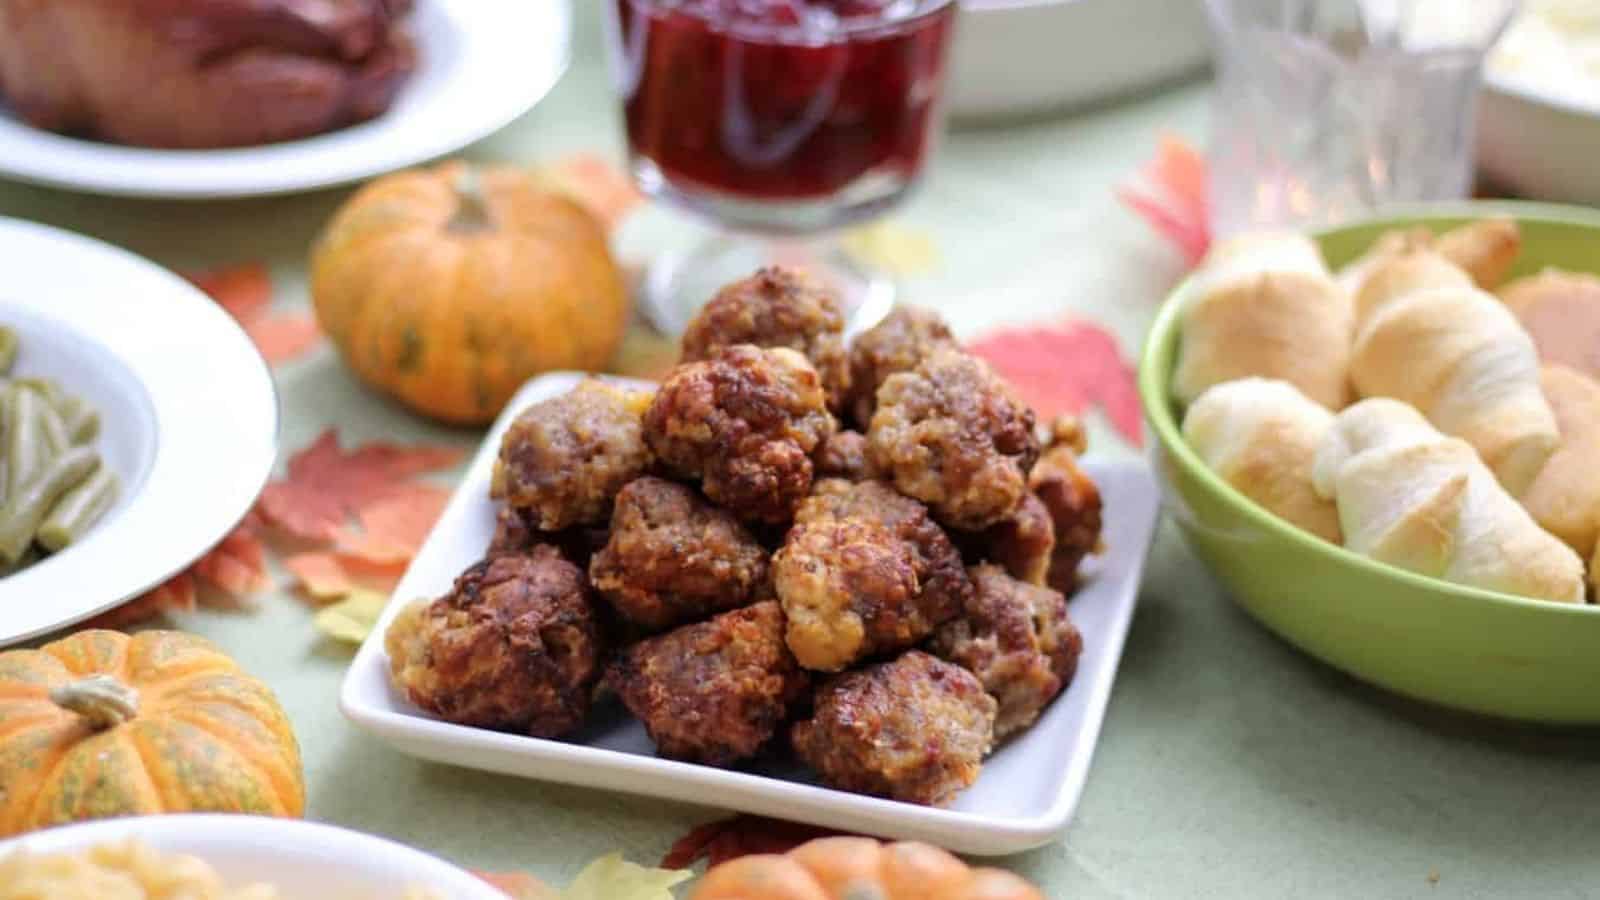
[1140,202,1600,724]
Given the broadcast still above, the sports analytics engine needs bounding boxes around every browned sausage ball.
[792,650,996,806]
[491,379,653,531]
[775,480,969,671]
[930,564,1082,739]
[955,493,1055,587]
[1031,442,1103,593]
[681,267,851,413]
[868,347,1038,530]
[488,505,609,569]
[644,345,834,523]
[385,546,602,738]
[605,601,809,765]
[814,429,879,482]
[846,305,957,427]
[588,476,769,632]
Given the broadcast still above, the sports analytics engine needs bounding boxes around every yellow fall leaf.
[312,588,391,644]
[561,853,690,900]
[840,222,940,276]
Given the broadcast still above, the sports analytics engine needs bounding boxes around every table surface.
[3,6,1598,898]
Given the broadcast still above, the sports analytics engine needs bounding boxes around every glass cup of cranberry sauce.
[608,0,959,334]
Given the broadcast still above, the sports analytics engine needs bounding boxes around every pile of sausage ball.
[386,267,1104,807]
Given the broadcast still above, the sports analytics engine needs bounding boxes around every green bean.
[5,387,56,501]
[0,327,17,375]
[54,395,100,445]
[14,377,61,408]
[39,402,67,455]
[0,545,39,578]
[37,467,117,552]
[0,446,97,563]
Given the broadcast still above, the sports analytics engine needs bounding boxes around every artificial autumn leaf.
[533,153,645,231]
[186,262,324,366]
[193,523,272,598]
[662,816,848,869]
[562,853,690,900]
[968,319,1143,446]
[474,871,558,900]
[312,588,390,644]
[85,573,199,629]
[187,262,272,323]
[841,221,940,276]
[283,552,354,601]
[334,483,452,563]
[1117,133,1211,268]
[245,313,323,366]
[258,429,464,542]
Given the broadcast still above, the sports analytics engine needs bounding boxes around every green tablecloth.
[3,6,1597,897]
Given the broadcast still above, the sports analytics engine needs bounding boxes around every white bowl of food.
[1478,1,1600,204]
[0,815,505,900]
[947,0,1211,120]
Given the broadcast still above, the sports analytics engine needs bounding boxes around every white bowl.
[1478,76,1600,206]
[342,372,1164,856]
[948,0,1211,120]
[0,815,504,899]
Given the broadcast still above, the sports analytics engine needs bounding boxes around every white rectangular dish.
[341,372,1161,855]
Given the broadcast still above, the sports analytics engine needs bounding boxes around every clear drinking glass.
[606,0,958,335]
[1205,0,1521,236]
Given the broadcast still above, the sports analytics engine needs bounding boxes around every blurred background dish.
[0,0,570,198]
[947,0,1210,121]
[0,814,504,899]
[1479,0,1600,204]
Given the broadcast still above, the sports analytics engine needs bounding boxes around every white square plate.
[341,373,1161,855]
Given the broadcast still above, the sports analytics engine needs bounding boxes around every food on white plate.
[0,839,444,900]
[846,304,958,428]
[0,0,416,149]
[689,835,1045,900]
[1338,218,1523,294]
[1172,232,1354,411]
[1182,377,1342,544]
[1349,248,1559,496]
[1312,398,1585,604]
[1499,269,1600,383]
[0,327,118,575]
[384,270,1107,807]
[1520,366,1600,564]
[1490,0,1600,107]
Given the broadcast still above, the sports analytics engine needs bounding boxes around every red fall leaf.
[1117,133,1212,268]
[186,262,323,366]
[968,319,1143,446]
[258,429,464,542]
[662,815,850,869]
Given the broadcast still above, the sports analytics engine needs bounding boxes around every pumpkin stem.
[448,166,494,233]
[50,674,140,730]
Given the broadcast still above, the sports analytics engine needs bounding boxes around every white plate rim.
[0,0,571,199]
[0,814,504,899]
[0,217,278,645]
[340,372,1161,856]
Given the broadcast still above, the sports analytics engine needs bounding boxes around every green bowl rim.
[1139,199,1600,619]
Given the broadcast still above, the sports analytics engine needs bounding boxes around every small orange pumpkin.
[0,629,304,837]
[690,837,1045,900]
[310,160,631,425]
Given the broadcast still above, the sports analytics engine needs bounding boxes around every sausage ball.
[589,476,769,632]
[644,345,835,523]
[385,546,602,737]
[1030,441,1103,593]
[775,480,970,672]
[605,601,809,766]
[814,429,878,482]
[488,505,608,569]
[846,305,958,427]
[956,493,1055,587]
[930,564,1082,739]
[868,347,1039,530]
[492,378,652,531]
[682,267,851,413]
[792,650,996,806]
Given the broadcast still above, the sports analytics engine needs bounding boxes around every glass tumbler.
[606,0,958,335]
[1206,0,1521,236]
